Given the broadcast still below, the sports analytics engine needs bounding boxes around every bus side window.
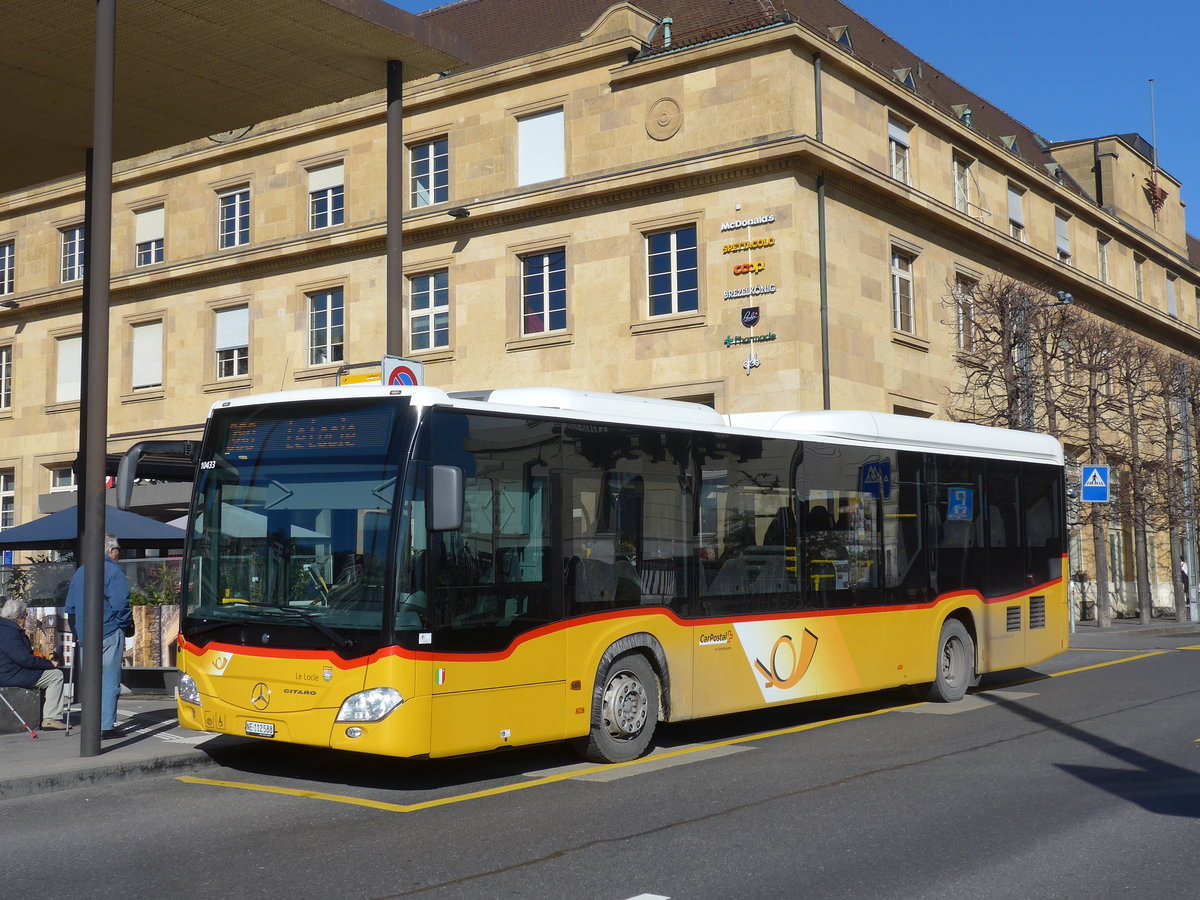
[423,411,556,643]
[932,455,984,596]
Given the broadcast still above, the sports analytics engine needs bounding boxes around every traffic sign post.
[381,355,423,387]
[1080,465,1110,503]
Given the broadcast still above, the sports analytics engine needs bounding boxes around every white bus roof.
[209,386,1062,465]
[727,409,1063,465]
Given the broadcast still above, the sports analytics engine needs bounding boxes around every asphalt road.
[7,633,1200,900]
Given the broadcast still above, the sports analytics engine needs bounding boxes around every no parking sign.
[381,355,424,387]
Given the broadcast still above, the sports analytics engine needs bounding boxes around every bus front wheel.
[928,619,974,702]
[574,653,659,763]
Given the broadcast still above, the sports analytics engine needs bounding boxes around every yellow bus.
[147,385,1066,762]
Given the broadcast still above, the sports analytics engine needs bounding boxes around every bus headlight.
[177,674,201,706]
[336,687,403,722]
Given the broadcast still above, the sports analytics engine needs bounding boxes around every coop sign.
[733,261,765,276]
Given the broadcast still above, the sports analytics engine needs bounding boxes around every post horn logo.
[753,629,819,689]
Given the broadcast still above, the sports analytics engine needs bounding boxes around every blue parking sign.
[947,488,973,521]
[1081,466,1110,503]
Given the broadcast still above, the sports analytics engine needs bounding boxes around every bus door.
[424,412,566,756]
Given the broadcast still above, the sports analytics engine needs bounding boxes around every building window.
[1055,211,1072,264]
[0,240,13,295]
[214,306,249,379]
[1007,184,1025,242]
[520,249,566,335]
[888,116,911,184]
[647,225,698,317]
[134,206,165,266]
[60,225,85,282]
[217,187,250,249]
[50,466,77,493]
[308,164,344,230]
[0,345,10,409]
[131,320,163,390]
[954,275,976,351]
[308,288,344,366]
[890,248,915,334]
[410,139,448,208]
[1167,273,1178,317]
[55,334,81,403]
[953,155,971,213]
[1097,235,1110,285]
[517,108,565,186]
[0,470,13,531]
[1134,254,1146,301]
[410,271,449,351]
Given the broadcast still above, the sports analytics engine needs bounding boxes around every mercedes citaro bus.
[121,385,1066,762]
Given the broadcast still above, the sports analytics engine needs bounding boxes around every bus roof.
[727,409,1064,465]
[209,386,1062,465]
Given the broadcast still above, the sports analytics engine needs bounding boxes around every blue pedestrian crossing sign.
[1081,465,1110,503]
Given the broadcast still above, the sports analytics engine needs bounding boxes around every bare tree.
[1107,329,1160,624]
[1058,313,1119,625]
[943,275,1072,431]
[1146,351,1191,620]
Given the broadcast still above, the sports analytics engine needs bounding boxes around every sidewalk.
[0,693,253,802]
[4,617,1200,803]
[1071,614,1200,646]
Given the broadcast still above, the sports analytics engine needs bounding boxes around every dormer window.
[828,26,854,52]
[893,68,916,89]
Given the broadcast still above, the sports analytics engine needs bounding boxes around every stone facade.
[0,1,1196,566]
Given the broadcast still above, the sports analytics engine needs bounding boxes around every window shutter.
[131,321,163,389]
[1055,213,1070,253]
[308,163,344,193]
[215,306,248,351]
[56,335,81,403]
[518,108,565,185]
[135,206,164,244]
[887,117,909,146]
[1007,187,1024,225]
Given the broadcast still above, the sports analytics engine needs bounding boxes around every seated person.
[0,597,66,730]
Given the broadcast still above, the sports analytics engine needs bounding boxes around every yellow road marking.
[1047,651,1166,678]
[177,704,909,812]
[1067,647,1132,652]
[1180,644,1200,651]
[177,649,1169,812]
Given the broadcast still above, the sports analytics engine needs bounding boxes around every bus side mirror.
[427,465,463,532]
[115,440,197,510]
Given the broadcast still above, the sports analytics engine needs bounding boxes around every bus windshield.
[181,397,414,647]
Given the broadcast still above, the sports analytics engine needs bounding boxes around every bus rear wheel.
[928,619,974,702]
[574,653,659,763]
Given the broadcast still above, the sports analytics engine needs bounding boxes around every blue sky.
[394,1,1199,235]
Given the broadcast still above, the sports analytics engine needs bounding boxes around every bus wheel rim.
[941,635,964,687]
[603,671,648,740]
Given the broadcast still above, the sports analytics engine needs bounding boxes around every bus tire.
[574,653,659,763]
[928,619,974,703]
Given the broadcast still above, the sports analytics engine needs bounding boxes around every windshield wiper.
[194,601,353,649]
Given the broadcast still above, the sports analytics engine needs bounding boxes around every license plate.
[245,720,275,738]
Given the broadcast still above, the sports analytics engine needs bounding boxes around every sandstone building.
[1,0,1197,611]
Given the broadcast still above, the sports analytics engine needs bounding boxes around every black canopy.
[0,506,185,551]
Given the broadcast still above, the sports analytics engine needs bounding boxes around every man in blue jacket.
[64,533,132,739]
[0,597,67,729]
